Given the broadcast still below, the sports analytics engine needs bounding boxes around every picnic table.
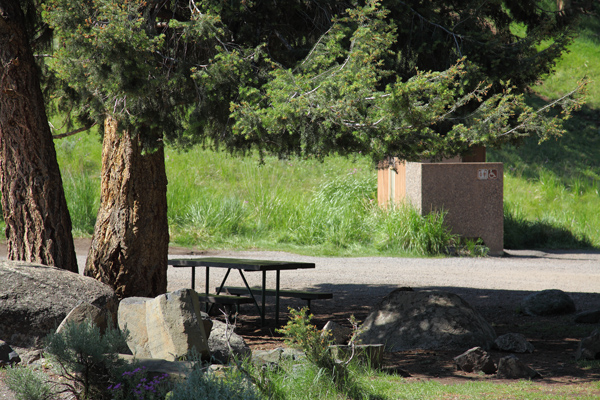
[168,257,330,326]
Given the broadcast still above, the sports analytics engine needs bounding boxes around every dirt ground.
[1,240,600,398]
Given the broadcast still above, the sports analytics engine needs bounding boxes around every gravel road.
[166,248,600,299]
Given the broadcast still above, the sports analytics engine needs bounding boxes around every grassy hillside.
[487,7,600,249]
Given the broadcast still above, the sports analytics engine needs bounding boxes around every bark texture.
[84,116,168,299]
[0,1,78,272]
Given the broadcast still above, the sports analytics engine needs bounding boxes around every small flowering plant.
[109,366,171,400]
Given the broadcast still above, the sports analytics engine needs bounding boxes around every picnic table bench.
[219,286,333,311]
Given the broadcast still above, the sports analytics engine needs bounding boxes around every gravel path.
[166,248,600,303]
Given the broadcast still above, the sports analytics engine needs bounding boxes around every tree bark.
[0,0,78,272]
[84,116,169,299]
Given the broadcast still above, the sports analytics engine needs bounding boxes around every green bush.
[44,320,129,400]
[4,365,53,400]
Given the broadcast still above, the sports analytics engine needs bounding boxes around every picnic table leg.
[262,271,267,325]
[237,270,264,325]
[275,270,280,327]
[191,266,196,290]
[204,267,209,312]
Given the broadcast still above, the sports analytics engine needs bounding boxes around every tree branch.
[497,83,584,138]
[52,123,97,139]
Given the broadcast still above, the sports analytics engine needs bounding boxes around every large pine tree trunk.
[84,116,169,299]
[0,1,78,272]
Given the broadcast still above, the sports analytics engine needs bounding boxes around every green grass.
[166,147,454,256]
[258,356,600,400]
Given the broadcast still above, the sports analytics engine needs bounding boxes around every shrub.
[4,365,53,400]
[44,320,129,400]
[168,366,263,400]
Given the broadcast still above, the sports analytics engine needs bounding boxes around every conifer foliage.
[40,0,585,295]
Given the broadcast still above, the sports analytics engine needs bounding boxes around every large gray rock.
[208,320,251,364]
[520,289,576,316]
[575,329,600,361]
[118,289,210,361]
[356,289,497,352]
[0,261,118,345]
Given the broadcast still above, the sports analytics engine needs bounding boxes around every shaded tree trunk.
[84,116,168,299]
[0,0,78,272]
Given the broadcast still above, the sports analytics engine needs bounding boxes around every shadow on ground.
[231,283,600,384]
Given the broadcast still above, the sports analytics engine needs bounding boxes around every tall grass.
[55,133,102,236]
[165,147,454,256]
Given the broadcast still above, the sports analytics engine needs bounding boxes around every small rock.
[208,320,251,364]
[56,302,110,335]
[322,321,353,345]
[454,347,497,374]
[575,329,600,361]
[496,355,542,379]
[494,333,535,353]
[0,340,21,367]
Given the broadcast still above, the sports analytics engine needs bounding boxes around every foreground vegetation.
[5,311,600,400]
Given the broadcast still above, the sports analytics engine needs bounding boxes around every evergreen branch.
[497,83,584,138]
[296,26,333,71]
[52,123,97,139]
[341,117,384,128]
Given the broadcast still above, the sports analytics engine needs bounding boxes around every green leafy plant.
[276,307,334,368]
[4,365,54,400]
[275,308,383,399]
[44,320,129,400]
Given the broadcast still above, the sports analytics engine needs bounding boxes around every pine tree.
[0,0,78,272]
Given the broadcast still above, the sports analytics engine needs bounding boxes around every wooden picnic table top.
[168,257,315,271]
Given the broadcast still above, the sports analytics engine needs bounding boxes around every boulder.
[520,289,576,317]
[0,340,20,367]
[56,302,111,335]
[575,329,600,361]
[208,320,251,364]
[322,321,353,345]
[494,333,535,353]
[454,347,496,374]
[0,261,118,346]
[574,309,600,324]
[119,297,152,357]
[356,289,497,352]
[496,355,542,379]
[118,289,210,361]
